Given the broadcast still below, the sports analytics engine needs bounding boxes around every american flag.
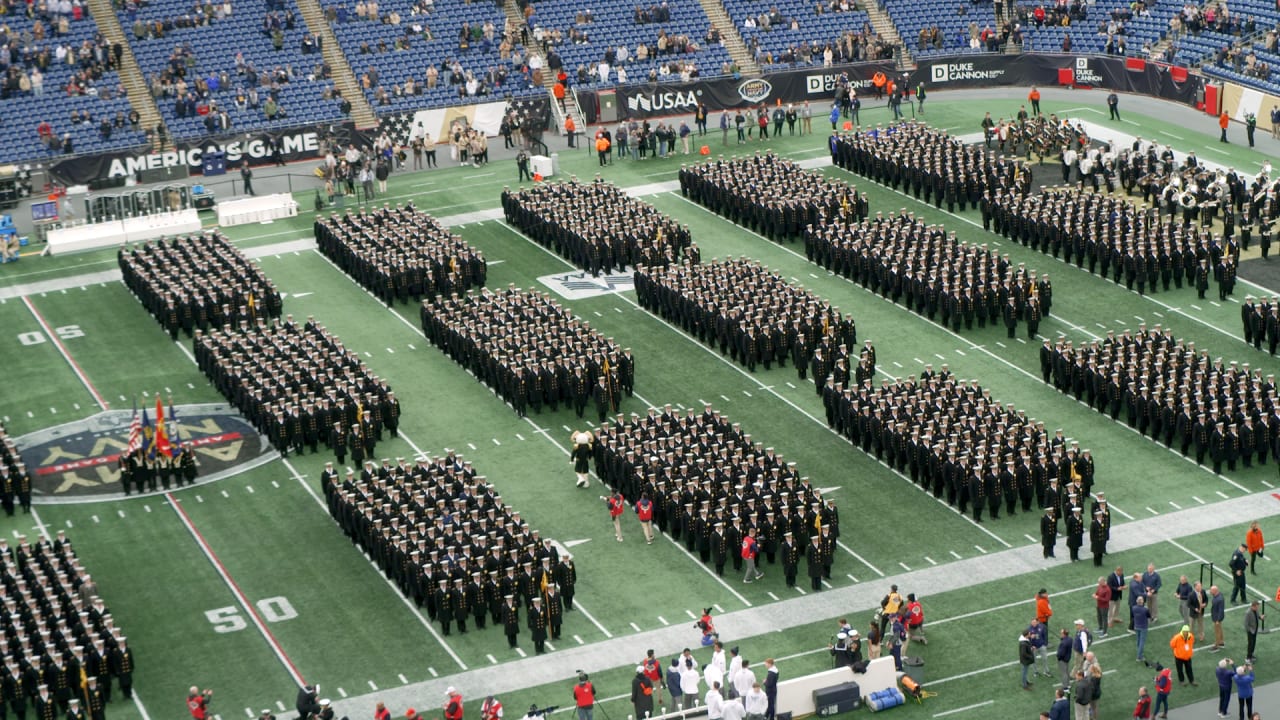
[125,401,142,455]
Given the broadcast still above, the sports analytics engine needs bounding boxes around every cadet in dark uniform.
[502,595,520,648]
[529,596,548,654]
[1040,507,1057,558]
[1066,507,1084,562]
[806,535,824,591]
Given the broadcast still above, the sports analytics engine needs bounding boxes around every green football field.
[5,93,1280,720]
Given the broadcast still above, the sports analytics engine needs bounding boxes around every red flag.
[154,397,173,458]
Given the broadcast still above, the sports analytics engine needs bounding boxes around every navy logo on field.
[17,404,272,502]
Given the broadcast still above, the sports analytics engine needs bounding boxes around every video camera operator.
[572,672,596,720]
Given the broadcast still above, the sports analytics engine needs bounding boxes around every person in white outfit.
[742,684,768,720]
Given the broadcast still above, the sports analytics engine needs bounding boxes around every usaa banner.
[17,403,274,502]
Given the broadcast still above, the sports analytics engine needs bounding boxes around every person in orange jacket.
[1219,111,1231,143]
[1169,625,1197,686]
[1246,520,1265,574]
[1028,86,1041,116]
[565,115,577,148]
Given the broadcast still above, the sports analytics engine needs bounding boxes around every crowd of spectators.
[126,1,235,40]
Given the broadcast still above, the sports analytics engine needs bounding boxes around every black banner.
[910,53,1201,105]
[593,62,898,120]
[50,121,357,186]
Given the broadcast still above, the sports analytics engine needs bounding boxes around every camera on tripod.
[524,705,559,719]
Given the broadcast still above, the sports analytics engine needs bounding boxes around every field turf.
[3,93,1280,720]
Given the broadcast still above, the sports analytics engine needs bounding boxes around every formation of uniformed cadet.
[1240,296,1280,355]
[590,404,839,587]
[830,121,1032,209]
[118,233,282,340]
[194,316,396,462]
[677,153,868,243]
[0,533,135,720]
[315,203,487,307]
[826,365,1102,526]
[1042,324,1279,472]
[501,178,696,276]
[117,442,198,495]
[634,258,856,383]
[324,453,578,650]
[420,287,633,418]
[1,430,33,515]
[803,209,1050,337]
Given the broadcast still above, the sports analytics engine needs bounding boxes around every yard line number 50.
[205,596,298,633]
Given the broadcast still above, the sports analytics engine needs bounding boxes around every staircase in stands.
[861,0,911,68]
[86,0,167,150]
[502,0,588,139]
[296,0,379,130]
[698,0,762,76]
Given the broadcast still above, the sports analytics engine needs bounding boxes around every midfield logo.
[17,404,273,502]
[538,271,636,300]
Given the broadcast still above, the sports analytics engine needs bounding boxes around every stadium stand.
[3,1,150,163]
[0,531,136,707]
[314,202,488,307]
[194,317,399,460]
[528,0,733,85]
[118,232,284,339]
[883,0,999,56]
[1012,0,1176,56]
[591,403,841,585]
[321,0,544,116]
[119,0,347,141]
[1174,1,1280,93]
[419,287,630,419]
[323,452,579,644]
[717,0,885,68]
[501,179,696,274]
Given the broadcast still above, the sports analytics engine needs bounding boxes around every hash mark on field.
[658,615,669,625]
[468,443,477,450]
[767,591,780,600]
[368,681,378,691]
[487,654,498,665]
[517,433,526,441]
[338,688,348,698]
[1016,338,1027,344]
[593,311,603,317]
[1216,490,1229,498]
[144,505,151,513]
[245,709,254,718]
[1147,507,1159,515]
[428,668,438,678]
[996,342,1006,348]
[1095,323,1107,329]
[1263,480,1276,488]
[1170,501,1182,509]
[196,495,203,503]
[720,394,732,402]
[786,382,796,388]
[934,353,945,360]
[796,587,806,595]
[925,556,937,565]
[821,580,833,589]
[221,490,230,498]
[408,344,416,350]
[73,403,80,410]
[574,634,584,645]
[363,352,372,358]
[92,515,99,524]
[743,390,753,397]
[1192,496,1205,505]
[271,481,279,488]
[49,408,56,414]
[974,545,987,554]
[399,674,408,684]
[515,648,527,658]
[546,641,556,651]
[913,357,924,364]
[187,383,195,389]
[630,621,642,632]
[950,550,962,559]
[809,273,819,278]
[1210,301,1221,307]
[898,561,912,571]
[276,703,287,712]
[686,609,698,619]
[117,510,125,518]
[26,411,32,418]
[1191,304,1202,311]
[563,425,573,432]
[492,438,501,445]
[65,520,73,528]
[246,486,255,494]
[892,361,903,368]
[714,604,725,613]
[954,349,965,356]
[1024,534,1037,543]
[387,348,395,354]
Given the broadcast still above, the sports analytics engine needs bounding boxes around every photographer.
[187,688,213,720]
[602,491,624,542]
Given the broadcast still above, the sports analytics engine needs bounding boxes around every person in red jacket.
[1132,686,1150,719]
[1152,663,1172,718]
[741,527,763,584]
[603,491,624,542]
[636,493,655,544]
[444,688,463,720]
[573,673,596,720]
[1220,111,1231,143]
[187,688,213,720]
[374,702,391,720]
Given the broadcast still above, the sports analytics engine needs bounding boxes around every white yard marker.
[246,486,255,494]
[630,622,642,632]
[950,550,962,560]
[658,616,669,626]
[428,668,438,678]
[1147,507,1159,515]
[1170,501,1182,510]
[767,592,780,600]
[487,655,498,665]
[899,562,912,571]
[1192,496,1205,505]
[974,545,987,554]
[515,648,527,658]
[399,674,408,684]
[338,688,349,698]
[574,635,584,645]
[1216,491,1229,498]
[368,681,378,691]
[925,556,937,565]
